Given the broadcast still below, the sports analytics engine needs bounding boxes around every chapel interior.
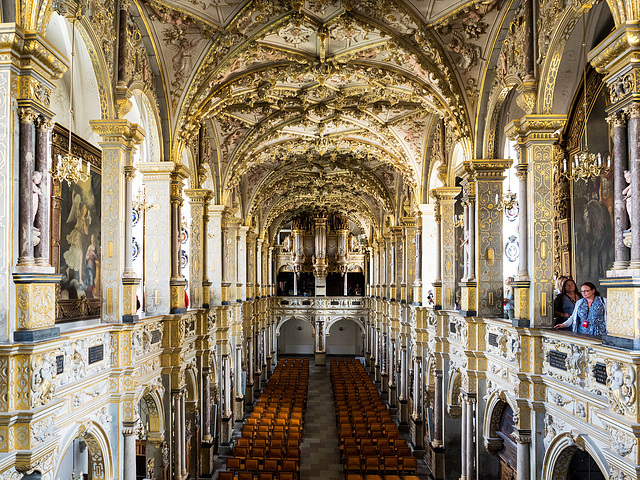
[1,0,638,479]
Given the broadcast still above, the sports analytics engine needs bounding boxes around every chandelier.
[562,9,610,182]
[495,160,518,213]
[50,16,90,187]
[132,186,154,212]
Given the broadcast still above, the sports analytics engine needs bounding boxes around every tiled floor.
[300,363,344,480]
[215,358,430,480]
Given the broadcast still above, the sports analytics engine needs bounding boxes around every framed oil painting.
[51,124,102,321]
[571,173,614,294]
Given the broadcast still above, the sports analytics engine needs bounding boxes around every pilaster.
[185,189,213,309]
[138,162,174,316]
[432,187,461,310]
[90,119,145,323]
[509,115,566,327]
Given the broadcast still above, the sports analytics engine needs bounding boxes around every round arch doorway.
[567,450,606,480]
[327,318,364,356]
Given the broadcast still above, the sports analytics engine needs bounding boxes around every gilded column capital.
[626,102,640,119]
[123,165,136,181]
[17,107,37,124]
[34,116,54,131]
[185,188,213,204]
[90,119,145,145]
[607,111,628,127]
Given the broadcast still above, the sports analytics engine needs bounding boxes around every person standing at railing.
[554,282,606,335]
[553,278,581,325]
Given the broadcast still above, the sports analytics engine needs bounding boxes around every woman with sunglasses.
[554,282,606,335]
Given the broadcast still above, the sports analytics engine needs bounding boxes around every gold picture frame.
[559,219,569,246]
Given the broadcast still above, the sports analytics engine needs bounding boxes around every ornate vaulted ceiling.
[136,0,508,235]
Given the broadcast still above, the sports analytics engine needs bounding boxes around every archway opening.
[326,319,363,356]
[278,318,314,355]
[497,405,517,479]
[58,437,90,479]
[567,449,606,480]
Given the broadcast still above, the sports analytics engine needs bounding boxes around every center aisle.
[300,363,343,480]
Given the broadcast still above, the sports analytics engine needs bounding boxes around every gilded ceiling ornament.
[278,16,314,46]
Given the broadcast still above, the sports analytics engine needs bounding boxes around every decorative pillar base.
[13,273,61,342]
[398,399,409,425]
[458,281,477,316]
[411,417,425,451]
[170,279,187,314]
[199,442,215,478]
[202,280,212,309]
[245,384,254,408]
[380,373,389,394]
[512,280,530,327]
[122,276,140,322]
[220,417,234,448]
[601,276,640,349]
[433,281,443,309]
[254,372,261,400]
[430,444,446,480]
[388,385,398,409]
[314,352,326,366]
[234,396,244,420]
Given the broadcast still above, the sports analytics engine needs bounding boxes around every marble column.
[380,330,389,394]
[466,396,475,480]
[122,165,139,323]
[515,429,531,480]
[433,370,443,448]
[256,238,263,298]
[123,423,137,480]
[515,159,529,279]
[468,199,476,280]
[609,112,630,269]
[34,117,53,266]
[388,336,397,407]
[628,103,640,268]
[268,246,275,296]
[17,107,37,267]
[170,166,189,313]
[246,334,254,406]
[463,200,470,280]
[181,392,187,477]
[173,392,183,480]
[202,368,212,443]
[460,394,467,480]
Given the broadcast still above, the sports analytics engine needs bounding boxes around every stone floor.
[214,357,430,480]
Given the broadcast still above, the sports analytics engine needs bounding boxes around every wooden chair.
[382,456,400,475]
[281,459,298,479]
[226,457,242,471]
[245,457,260,473]
[238,473,253,480]
[401,456,417,475]
[218,472,234,480]
[363,456,380,473]
[344,456,361,475]
[263,458,279,472]
[258,473,274,480]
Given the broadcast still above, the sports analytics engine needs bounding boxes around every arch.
[446,368,462,418]
[326,316,365,336]
[135,383,165,434]
[326,317,366,356]
[130,89,163,164]
[483,389,517,454]
[275,316,315,356]
[542,432,609,480]
[275,316,315,337]
[185,362,200,409]
[54,421,113,480]
[448,143,466,187]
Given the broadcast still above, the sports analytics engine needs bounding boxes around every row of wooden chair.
[225,358,309,480]
[345,475,420,480]
[343,456,418,475]
[330,359,419,480]
[218,471,297,480]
